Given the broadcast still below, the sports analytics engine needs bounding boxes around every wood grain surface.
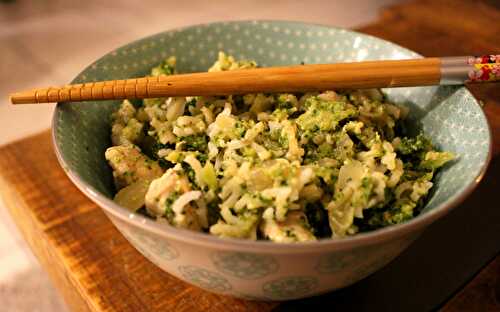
[0,0,498,311]
[360,0,500,156]
[442,255,499,312]
[360,2,500,309]
[0,131,276,312]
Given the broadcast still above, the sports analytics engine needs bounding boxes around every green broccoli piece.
[396,134,433,155]
[276,95,295,110]
[181,163,197,187]
[420,151,454,170]
[143,98,164,107]
[233,120,248,138]
[164,191,180,221]
[196,153,208,165]
[182,134,208,152]
[296,96,357,132]
[361,200,417,230]
[359,177,374,203]
[316,142,337,159]
[151,56,176,76]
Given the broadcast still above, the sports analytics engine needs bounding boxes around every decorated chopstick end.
[466,55,500,83]
[440,55,500,85]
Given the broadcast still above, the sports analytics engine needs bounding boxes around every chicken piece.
[105,145,163,189]
[145,168,203,231]
[260,211,316,243]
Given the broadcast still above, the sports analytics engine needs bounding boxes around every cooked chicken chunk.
[145,168,203,231]
[105,145,163,189]
[260,211,316,243]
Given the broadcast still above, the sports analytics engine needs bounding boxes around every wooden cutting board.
[0,0,498,311]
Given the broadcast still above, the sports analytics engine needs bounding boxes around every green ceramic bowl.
[52,21,491,300]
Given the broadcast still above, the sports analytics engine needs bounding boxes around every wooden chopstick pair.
[9,55,499,105]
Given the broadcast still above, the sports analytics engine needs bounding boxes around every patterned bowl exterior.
[52,21,491,300]
[110,215,416,300]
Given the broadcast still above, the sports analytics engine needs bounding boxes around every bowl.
[52,20,491,300]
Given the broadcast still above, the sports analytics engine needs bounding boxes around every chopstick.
[9,55,499,104]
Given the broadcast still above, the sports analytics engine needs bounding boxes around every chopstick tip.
[9,91,36,105]
[9,93,18,105]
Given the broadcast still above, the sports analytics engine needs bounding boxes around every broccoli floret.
[182,134,208,152]
[208,51,257,72]
[420,151,454,170]
[317,142,336,158]
[274,94,298,117]
[382,201,416,225]
[164,191,180,221]
[396,135,454,173]
[181,163,197,187]
[357,199,418,231]
[151,56,176,76]
[296,96,357,132]
[277,132,289,147]
[196,153,208,165]
[143,98,165,107]
[359,177,374,204]
[234,120,248,138]
[276,97,294,110]
[396,134,433,155]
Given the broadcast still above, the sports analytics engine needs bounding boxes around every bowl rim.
[52,19,492,254]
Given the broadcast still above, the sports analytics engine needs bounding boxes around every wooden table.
[0,0,498,311]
